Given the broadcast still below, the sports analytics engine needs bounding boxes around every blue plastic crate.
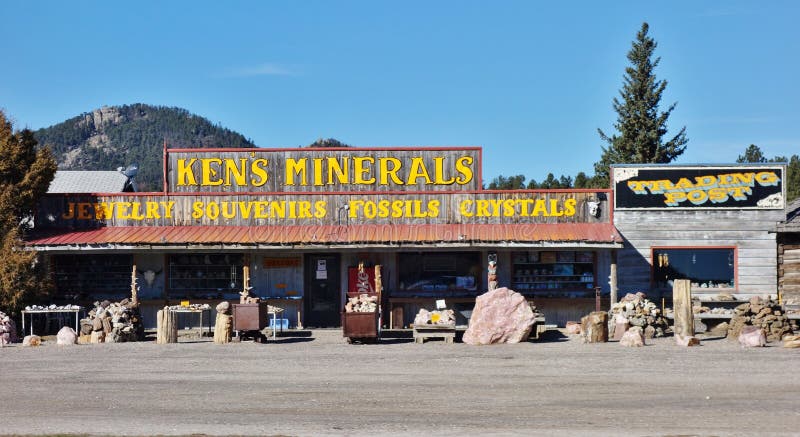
[269,318,289,329]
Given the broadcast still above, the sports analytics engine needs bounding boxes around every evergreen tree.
[594,22,688,187]
[736,144,768,163]
[487,174,526,190]
[573,172,589,188]
[0,111,57,316]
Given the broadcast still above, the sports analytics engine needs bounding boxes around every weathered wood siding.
[167,148,482,193]
[779,243,800,303]
[37,191,610,228]
[614,209,781,296]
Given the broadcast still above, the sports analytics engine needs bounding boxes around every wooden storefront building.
[612,164,786,302]
[28,146,622,329]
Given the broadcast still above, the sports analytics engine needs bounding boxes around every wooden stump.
[580,311,608,343]
[214,313,233,344]
[672,279,694,338]
[156,309,177,344]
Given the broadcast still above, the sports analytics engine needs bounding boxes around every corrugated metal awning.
[26,223,623,249]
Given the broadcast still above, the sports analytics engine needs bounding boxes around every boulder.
[22,335,42,347]
[783,334,800,348]
[565,321,581,335]
[675,334,700,347]
[462,288,535,345]
[580,311,608,343]
[738,325,766,347]
[643,325,656,339]
[56,326,78,346]
[619,326,645,347]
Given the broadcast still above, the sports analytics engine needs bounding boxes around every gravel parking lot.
[0,329,798,437]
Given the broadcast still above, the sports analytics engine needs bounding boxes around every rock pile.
[79,299,144,344]
[0,311,18,346]
[164,303,212,311]
[608,292,670,339]
[727,297,794,343]
[344,294,378,313]
[25,304,81,311]
[413,308,456,326]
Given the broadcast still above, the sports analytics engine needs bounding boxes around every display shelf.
[51,254,133,296]
[511,250,595,292]
[168,254,243,292]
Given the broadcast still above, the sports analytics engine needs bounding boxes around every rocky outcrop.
[727,297,793,343]
[608,292,670,339]
[462,288,535,345]
[80,299,144,344]
[0,311,18,346]
[344,294,378,313]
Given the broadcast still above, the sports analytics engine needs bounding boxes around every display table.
[167,307,212,337]
[261,297,303,329]
[21,309,81,336]
[413,324,455,344]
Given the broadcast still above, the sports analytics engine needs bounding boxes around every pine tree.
[0,111,57,316]
[594,22,688,187]
[736,144,768,163]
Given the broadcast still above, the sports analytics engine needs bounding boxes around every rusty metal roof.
[26,223,622,247]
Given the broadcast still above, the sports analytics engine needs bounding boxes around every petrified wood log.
[156,309,178,344]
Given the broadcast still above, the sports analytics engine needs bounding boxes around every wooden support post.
[610,250,618,306]
[156,309,177,344]
[131,264,138,306]
[673,279,694,338]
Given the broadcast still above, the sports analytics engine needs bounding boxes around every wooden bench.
[413,324,455,344]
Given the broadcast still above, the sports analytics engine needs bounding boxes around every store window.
[397,252,481,296]
[511,251,596,296]
[51,254,133,300]
[168,254,244,299]
[652,247,735,291]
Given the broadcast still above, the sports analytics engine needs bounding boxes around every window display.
[51,254,133,300]
[168,254,244,299]
[397,252,481,296]
[652,247,735,291]
[511,251,595,295]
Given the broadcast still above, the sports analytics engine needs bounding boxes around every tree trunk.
[672,279,694,338]
[156,309,177,344]
[214,313,233,344]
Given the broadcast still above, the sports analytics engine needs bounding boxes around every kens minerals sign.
[613,165,785,210]
[167,147,481,193]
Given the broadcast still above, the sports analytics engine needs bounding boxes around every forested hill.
[33,104,256,191]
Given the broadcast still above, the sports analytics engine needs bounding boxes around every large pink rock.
[675,333,700,347]
[619,326,645,347]
[462,288,535,345]
[57,326,78,346]
[738,325,766,347]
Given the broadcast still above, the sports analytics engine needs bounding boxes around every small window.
[652,248,735,290]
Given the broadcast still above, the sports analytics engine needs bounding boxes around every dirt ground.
[0,329,798,437]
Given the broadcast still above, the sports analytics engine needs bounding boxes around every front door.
[304,254,341,327]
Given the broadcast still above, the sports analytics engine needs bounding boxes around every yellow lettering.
[531,199,548,216]
[460,199,473,217]
[314,200,327,218]
[250,159,269,187]
[326,157,349,185]
[407,157,433,185]
[285,158,307,186]
[433,157,456,184]
[192,201,204,219]
[145,202,160,219]
[160,201,174,219]
[177,159,197,186]
[201,158,224,186]
[564,198,576,216]
[379,158,403,186]
[455,156,474,184]
[77,203,92,220]
[225,159,248,187]
[353,157,376,184]
[62,203,75,220]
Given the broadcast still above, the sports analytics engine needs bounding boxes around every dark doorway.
[304,254,341,327]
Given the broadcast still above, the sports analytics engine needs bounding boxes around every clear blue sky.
[1,1,798,183]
